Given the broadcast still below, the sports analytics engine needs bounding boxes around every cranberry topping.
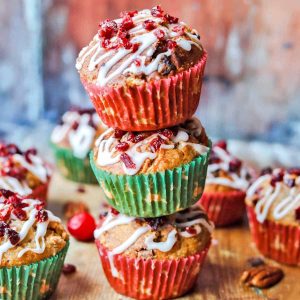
[63,264,77,275]
[150,136,165,152]
[143,20,157,31]
[98,19,118,39]
[114,129,126,139]
[134,58,141,67]
[132,133,148,143]
[36,209,49,223]
[167,40,177,50]
[77,185,86,193]
[163,14,178,24]
[120,10,138,18]
[13,208,27,221]
[6,144,22,155]
[172,25,185,35]
[260,167,273,176]
[208,151,221,164]
[0,222,9,237]
[115,142,129,152]
[6,228,20,245]
[186,226,197,235]
[24,148,37,164]
[71,121,79,131]
[270,171,284,187]
[120,153,136,169]
[120,15,134,31]
[229,158,242,172]
[131,42,140,53]
[214,140,227,151]
[151,5,164,17]
[295,207,300,221]
[0,189,15,198]
[111,207,120,215]
[159,129,173,139]
[0,207,12,222]
[287,168,300,176]
[154,29,165,40]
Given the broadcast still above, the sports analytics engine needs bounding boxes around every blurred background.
[0,0,300,157]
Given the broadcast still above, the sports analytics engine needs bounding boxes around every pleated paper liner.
[0,241,69,300]
[198,190,246,226]
[81,52,207,132]
[90,146,210,218]
[96,240,210,300]
[247,205,300,266]
[29,182,50,204]
[51,143,97,184]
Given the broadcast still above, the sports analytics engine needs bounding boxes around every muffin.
[198,140,252,226]
[90,118,211,217]
[51,107,106,184]
[0,143,51,203]
[246,167,300,266]
[0,189,69,299]
[76,6,207,131]
[95,205,213,299]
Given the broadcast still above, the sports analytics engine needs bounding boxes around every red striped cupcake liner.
[28,182,49,204]
[198,190,246,226]
[247,205,300,266]
[82,52,207,132]
[96,240,211,299]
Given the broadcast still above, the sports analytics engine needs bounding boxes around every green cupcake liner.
[51,142,97,184]
[90,143,211,217]
[0,241,69,300]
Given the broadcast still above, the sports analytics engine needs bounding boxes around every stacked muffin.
[76,6,213,299]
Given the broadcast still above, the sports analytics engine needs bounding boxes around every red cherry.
[214,140,227,150]
[67,212,96,241]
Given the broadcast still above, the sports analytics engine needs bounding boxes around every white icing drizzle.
[95,118,208,175]
[206,145,250,190]
[95,205,213,277]
[247,169,300,223]
[0,197,61,261]
[76,8,202,86]
[51,110,103,159]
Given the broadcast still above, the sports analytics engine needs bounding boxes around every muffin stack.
[76,6,213,299]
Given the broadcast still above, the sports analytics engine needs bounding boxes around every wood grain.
[49,173,300,300]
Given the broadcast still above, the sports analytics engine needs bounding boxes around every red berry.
[120,10,138,18]
[13,208,27,221]
[270,171,284,187]
[150,136,165,152]
[120,15,134,31]
[134,59,141,67]
[6,228,20,245]
[67,212,96,241]
[63,264,77,275]
[186,226,197,235]
[159,129,173,139]
[163,14,178,24]
[229,158,242,172]
[131,133,147,143]
[288,168,300,176]
[36,209,49,222]
[114,129,126,139]
[115,142,130,152]
[296,207,300,221]
[154,29,165,40]
[127,132,135,142]
[98,19,118,39]
[111,207,120,215]
[131,43,140,53]
[6,144,22,155]
[143,20,157,31]
[0,207,12,222]
[120,153,136,169]
[167,40,177,50]
[214,140,227,150]
[260,167,273,176]
[0,222,8,237]
[24,148,37,164]
[151,5,164,17]
[172,25,185,35]
[0,189,15,198]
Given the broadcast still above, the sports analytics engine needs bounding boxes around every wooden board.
[49,173,300,300]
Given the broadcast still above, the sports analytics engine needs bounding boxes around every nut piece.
[63,201,89,220]
[241,265,284,289]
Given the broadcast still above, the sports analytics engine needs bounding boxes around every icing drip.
[76,8,202,86]
[247,169,300,223]
[51,110,102,159]
[95,118,208,175]
[145,229,177,252]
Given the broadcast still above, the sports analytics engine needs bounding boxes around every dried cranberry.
[6,228,20,245]
[114,129,126,139]
[0,207,12,222]
[24,148,37,164]
[134,59,141,67]
[120,15,134,31]
[284,177,295,188]
[67,212,96,241]
[63,264,77,275]
[150,136,165,152]
[77,185,86,193]
[214,140,227,150]
[154,29,165,40]
[36,210,49,223]
[172,25,185,35]
[229,158,242,172]
[13,208,27,221]
[143,20,157,31]
[101,38,118,50]
[132,133,147,143]
[295,207,300,221]
[6,144,22,155]
[167,40,177,50]
[270,171,284,187]
[163,14,178,24]
[98,19,118,39]
[260,167,273,176]
[120,153,136,169]
[287,168,300,176]
[127,132,135,142]
[0,189,15,199]
[151,5,164,17]
[111,207,120,215]
[115,142,130,152]
[159,129,173,139]
[120,10,138,18]
[131,43,140,53]
[186,226,197,235]
[0,222,9,237]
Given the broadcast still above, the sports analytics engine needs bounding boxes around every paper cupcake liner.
[90,147,210,217]
[198,190,246,226]
[0,242,69,300]
[247,205,300,266]
[96,240,210,300]
[82,52,207,131]
[51,143,97,184]
[29,182,49,204]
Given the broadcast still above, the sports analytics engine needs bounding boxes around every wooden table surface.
[48,173,300,300]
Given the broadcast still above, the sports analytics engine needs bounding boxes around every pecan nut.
[241,265,284,289]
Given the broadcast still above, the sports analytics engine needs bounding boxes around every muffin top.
[95,206,213,262]
[0,190,68,267]
[205,141,252,193]
[51,107,106,159]
[246,168,300,225]
[76,6,204,87]
[93,118,209,175]
[0,143,51,197]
